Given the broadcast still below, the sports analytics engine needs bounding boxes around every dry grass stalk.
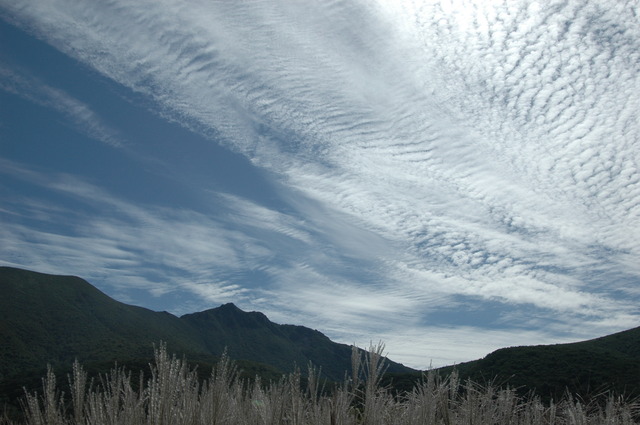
[5,342,638,425]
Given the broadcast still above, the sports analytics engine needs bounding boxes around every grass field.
[3,343,638,425]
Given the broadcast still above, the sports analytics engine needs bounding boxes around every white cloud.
[1,0,639,368]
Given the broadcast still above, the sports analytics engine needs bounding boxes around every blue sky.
[1,0,639,369]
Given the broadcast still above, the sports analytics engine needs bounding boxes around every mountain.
[181,304,369,380]
[0,266,414,386]
[382,327,640,401]
[435,327,640,401]
[382,326,640,404]
[382,328,640,402]
[3,265,639,408]
[0,266,207,378]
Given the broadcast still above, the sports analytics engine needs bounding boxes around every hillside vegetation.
[424,326,640,404]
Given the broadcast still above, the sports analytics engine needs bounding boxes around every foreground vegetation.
[2,343,639,425]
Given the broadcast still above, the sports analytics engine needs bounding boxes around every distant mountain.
[379,326,640,401]
[436,327,640,401]
[181,304,373,380]
[0,266,414,386]
[0,266,207,378]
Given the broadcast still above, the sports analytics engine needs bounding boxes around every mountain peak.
[218,302,241,311]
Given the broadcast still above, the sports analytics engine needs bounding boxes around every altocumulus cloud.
[0,0,639,368]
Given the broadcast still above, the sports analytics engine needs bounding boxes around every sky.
[0,0,639,369]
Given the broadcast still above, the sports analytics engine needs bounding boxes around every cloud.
[0,160,250,296]
[1,0,639,367]
[1,159,405,316]
[0,63,124,147]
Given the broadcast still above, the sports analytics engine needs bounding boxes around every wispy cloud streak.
[0,63,123,147]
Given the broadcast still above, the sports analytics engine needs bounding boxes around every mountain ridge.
[0,266,413,384]
[416,325,640,402]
